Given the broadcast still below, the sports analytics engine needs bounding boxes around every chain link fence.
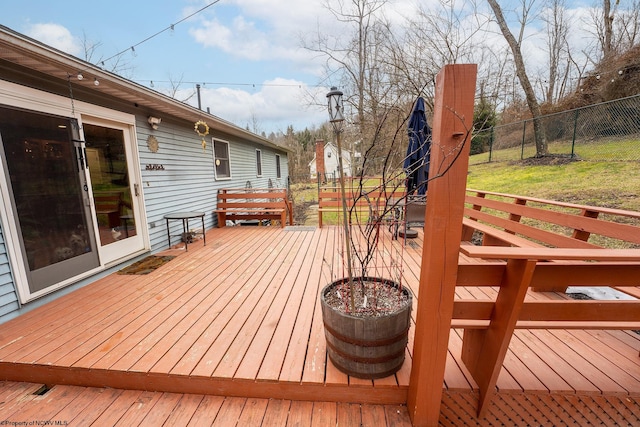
[473,94,640,163]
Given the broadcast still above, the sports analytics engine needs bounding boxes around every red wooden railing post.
[407,64,477,426]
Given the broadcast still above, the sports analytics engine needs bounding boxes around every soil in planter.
[323,278,411,318]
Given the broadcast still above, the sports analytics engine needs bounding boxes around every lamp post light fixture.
[326,87,345,133]
[326,86,354,298]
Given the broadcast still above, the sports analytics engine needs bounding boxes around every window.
[213,139,231,179]
[276,154,281,178]
[256,149,263,177]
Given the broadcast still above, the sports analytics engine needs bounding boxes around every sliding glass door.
[0,105,100,293]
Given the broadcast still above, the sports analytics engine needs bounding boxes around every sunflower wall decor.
[194,120,209,151]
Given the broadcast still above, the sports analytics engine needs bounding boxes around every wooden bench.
[214,188,293,228]
[452,189,640,416]
[94,193,124,228]
[318,185,406,228]
[462,188,640,291]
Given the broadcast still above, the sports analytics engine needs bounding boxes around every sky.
[1,0,385,135]
[0,0,605,135]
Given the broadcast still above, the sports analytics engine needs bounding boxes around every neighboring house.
[309,140,355,180]
[0,25,290,323]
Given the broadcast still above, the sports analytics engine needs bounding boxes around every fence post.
[489,127,495,163]
[571,109,579,158]
[521,120,527,160]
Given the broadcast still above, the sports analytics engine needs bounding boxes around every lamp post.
[327,87,355,308]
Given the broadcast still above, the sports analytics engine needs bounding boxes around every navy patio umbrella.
[404,97,431,195]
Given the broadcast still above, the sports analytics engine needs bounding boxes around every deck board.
[101,238,246,371]
[190,231,302,377]
[90,389,145,425]
[253,230,322,381]
[261,398,291,426]
[212,231,311,378]
[541,330,632,393]
[0,226,639,425]
[186,395,225,426]
[518,329,599,392]
[169,231,284,377]
[278,229,329,383]
[146,236,264,375]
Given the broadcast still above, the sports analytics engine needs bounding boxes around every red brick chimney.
[315,139,325,182]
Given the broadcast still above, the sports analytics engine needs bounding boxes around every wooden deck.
[1,226,639,425]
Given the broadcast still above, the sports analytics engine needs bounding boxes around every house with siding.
[309,140,356,180]
[0,25,290,323]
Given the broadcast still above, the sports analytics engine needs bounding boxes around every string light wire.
[136,79,311,88]
[134,69,344,90]
[98,0,221,68]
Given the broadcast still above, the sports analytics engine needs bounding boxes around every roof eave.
[0,25,291,154]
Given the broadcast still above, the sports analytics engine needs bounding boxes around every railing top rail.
[467,188,640,219]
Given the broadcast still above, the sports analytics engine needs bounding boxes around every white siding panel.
[136,117,288,252]
[0,225,20,323]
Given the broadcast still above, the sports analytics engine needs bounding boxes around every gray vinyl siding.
[228,139,289,189]
[0,224,20,324]
[136,116,288,252]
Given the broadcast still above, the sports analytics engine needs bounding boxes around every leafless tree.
[541,0,571,104]
[395,0,490,107]
[613,2,640,51]
[585,0,639,61]
[487,0,548,156]
[303,0,408,174]
[602,0,618,58]
[163,73,196,104]
[80,32,134,78]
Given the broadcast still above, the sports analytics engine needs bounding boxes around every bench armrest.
[460,245,640,261]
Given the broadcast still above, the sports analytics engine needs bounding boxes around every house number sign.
[146,164,165,171]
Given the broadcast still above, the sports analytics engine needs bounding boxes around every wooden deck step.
[0,381,411,426]
[2,381,639,426]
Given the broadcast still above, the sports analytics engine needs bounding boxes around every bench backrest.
[319,190,405,208]
[318,186,406,227]
[464,189,640,249]
[217,188,288,209]
[94,193,123,213]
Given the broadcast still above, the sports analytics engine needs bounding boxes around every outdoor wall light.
[327,87,344,133]
[148,116,162,130]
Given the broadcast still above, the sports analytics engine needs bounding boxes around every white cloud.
[188,11,320,77]
[190,16,272,61]
[186,0,410,76]
[231,0,326,33]
[176,78,329,133]
[182,0,491,132]
[25,23,81,56]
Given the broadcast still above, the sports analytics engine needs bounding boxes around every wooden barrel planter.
[320,277,413,379]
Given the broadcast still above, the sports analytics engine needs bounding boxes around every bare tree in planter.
[320,87,473,379]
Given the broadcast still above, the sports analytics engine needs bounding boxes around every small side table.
[164,212,206,251]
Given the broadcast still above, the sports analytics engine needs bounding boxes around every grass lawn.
[470,137,640,165]
[467,159,640,212]
[292,138,639,225]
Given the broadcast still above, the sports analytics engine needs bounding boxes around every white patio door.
[82,119,145,264]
